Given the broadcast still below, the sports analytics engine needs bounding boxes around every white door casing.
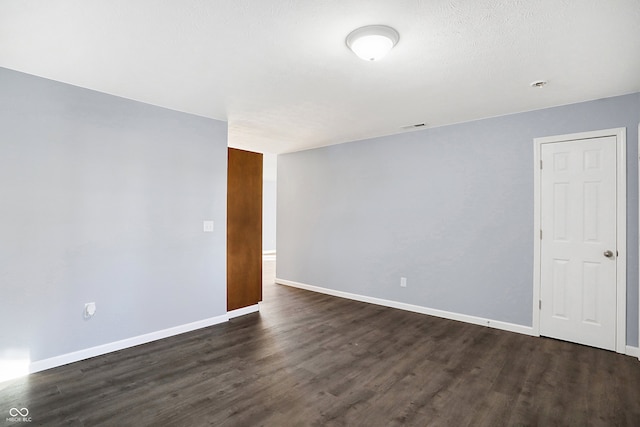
[533,128,626,353]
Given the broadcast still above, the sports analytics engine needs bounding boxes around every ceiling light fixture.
[346,25,399,61]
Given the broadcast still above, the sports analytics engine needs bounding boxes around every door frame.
[532,127,627,353]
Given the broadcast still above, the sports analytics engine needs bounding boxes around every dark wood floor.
[2,259,639,426]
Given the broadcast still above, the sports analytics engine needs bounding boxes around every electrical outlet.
[84,302,96,319]
[400,277,407,287]
[203,220,214,232]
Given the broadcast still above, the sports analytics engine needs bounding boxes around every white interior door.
[539,136,618,351]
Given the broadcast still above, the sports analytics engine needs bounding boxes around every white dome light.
[346,25,399,61]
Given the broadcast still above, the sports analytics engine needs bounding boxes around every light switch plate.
[203,220,214,232]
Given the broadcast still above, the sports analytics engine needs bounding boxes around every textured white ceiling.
[1,0,639,153]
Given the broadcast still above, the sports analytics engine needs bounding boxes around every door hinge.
[540,229,542,240]
[540,160,543,169]
[539,300,542,310]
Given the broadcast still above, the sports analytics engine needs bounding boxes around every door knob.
[604,250,614,258]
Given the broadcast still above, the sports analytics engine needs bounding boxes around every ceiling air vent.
[401,123,426,130]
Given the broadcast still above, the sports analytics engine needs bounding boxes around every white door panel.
[540,136,617,351]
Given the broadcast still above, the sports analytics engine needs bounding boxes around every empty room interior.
[1,1,640,425]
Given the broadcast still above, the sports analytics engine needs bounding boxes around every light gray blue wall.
[263,179,277,252]
[0,68,228,363]
[277,93,640,346]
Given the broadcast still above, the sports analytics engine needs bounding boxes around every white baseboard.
[228,304,260,319]
[29,314,229,374]
[275,278,535,337]
[24,284,638,378]
[626,345,640,358]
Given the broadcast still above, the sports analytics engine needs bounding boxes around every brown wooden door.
[227,148,263,311]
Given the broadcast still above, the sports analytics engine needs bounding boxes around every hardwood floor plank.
[1,259,639,426]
